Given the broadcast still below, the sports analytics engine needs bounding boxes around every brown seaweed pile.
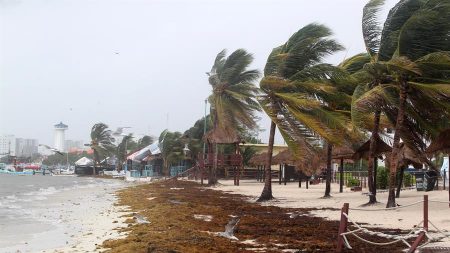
[102,180,407,253]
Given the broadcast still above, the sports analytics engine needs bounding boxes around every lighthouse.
[54,122,68,152]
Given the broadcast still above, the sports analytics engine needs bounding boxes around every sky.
[0,0,398,146]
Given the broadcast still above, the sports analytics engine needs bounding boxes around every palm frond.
[362,0,386,59]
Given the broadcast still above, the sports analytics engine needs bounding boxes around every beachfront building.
[0,135,16,156]
[54,122,68,152]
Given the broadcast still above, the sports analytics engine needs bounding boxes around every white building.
[0,135,16,156]
[54,122,68,152]
[15,138,39,157]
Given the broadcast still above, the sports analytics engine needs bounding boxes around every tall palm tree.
[257,23,345,201]
[89,123,115,175]
[353,0,450,207]
[206,49,261,185]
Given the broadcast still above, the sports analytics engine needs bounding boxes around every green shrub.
[403,172,412,187]
[376,166,388,189]
[347,177,360,187]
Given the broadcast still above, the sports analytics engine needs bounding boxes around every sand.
[0,178,131,253]
[211,179,450,246]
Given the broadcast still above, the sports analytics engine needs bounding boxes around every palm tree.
[206,49,261,185]
[116,133,133,171]
[353,0,450,207]
[257,23,345,201]
[89,123,115,175]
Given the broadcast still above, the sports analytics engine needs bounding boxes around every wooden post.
[306,178,309,189]
[408,195,428,253]
[299,174,302,188]
[233,167,237,185]
[336,203,349,252]
[339,158,344,193]
[284,165,287,186]
[279,164,282,185]
[443,170,446,190]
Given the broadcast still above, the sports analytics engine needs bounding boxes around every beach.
[0,174,129,253]
[215,179,450,232]
[101,179,413,253]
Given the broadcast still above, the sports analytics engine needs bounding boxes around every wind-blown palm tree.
[353,0,450,207]
[257,23,345,201]
[116,133,133,170]
[89,123,115,175]
[206,49,261,185]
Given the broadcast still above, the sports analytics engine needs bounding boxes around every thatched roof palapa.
[248,152,274,166]
[332,146,355,161]
[426,129,450,155]
[353,136,392,160]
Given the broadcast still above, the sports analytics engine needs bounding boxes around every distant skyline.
[0,0,398,146]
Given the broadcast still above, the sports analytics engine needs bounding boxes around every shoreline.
[0,175,132,253]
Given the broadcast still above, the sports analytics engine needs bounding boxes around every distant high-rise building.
[65,139,83,152]
[0,135,16,156]
[54,122,68,152]
[15,138,39,157]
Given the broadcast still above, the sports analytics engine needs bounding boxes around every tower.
[54,122,68,152]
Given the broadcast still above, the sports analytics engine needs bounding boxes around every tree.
[353,0,450,207]
[116,133,133,170]
[159,130,185,176]
[89,123,115,175]
[257,23,345,201]
[206,49,261,185]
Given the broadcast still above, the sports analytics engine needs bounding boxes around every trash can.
[414,172,425,191]
[424,170,438,191]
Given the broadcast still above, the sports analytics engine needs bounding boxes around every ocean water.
[0,174,125,252]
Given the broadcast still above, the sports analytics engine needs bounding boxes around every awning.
[75,157,94,166]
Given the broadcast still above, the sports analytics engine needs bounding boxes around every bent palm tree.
[90,123,115,175]
[206,49,261,185]
[257,23,345,201]
[353,0,450,207]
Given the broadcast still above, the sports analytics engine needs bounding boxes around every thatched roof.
[385,143,423,169]
[204,127,241,144]
[272,149,296,165]
[332,146,355,160]
[353,136,392,160]
[248,152,271,166]
[398,143,423,169]
[426,129,450,155]
[271,149,325,176]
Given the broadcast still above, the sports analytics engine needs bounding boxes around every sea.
[0,174,126,252]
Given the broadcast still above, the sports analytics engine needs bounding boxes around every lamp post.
[203,99,207,158]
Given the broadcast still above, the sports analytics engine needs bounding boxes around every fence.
[336,195,450,253]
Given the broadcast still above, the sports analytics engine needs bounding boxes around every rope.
[428,200,450,204]
[349,200,424,211]
[341,213,423,248]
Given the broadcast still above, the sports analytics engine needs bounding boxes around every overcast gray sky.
[0,0,398,146]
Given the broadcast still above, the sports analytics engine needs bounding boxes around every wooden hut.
[202,127,243,185]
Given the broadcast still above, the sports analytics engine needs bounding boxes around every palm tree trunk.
[396,166,405,198]
[387,78,408,208]
[367,110,381,204]
[257,121,276,202]
[209,143,218,185]
[324,143,332,198]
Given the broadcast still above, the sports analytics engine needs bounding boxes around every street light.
[203,99,208,158]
